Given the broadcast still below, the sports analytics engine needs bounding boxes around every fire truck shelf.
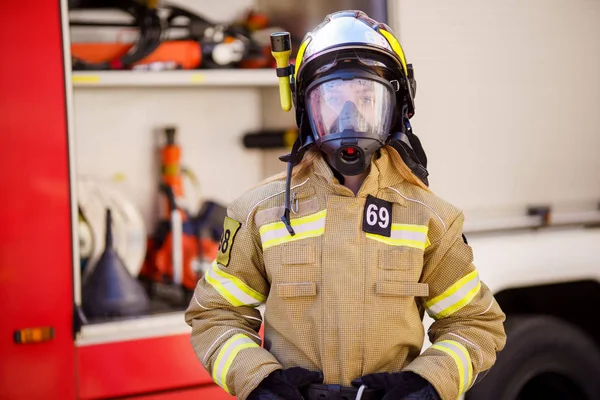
[76,304,266,346]
[77,312,190,346]
[71,69,279,88]
[463,208,600,234]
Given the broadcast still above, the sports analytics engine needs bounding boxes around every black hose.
[70,0,163,70]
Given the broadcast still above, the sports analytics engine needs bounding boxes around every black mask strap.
[388,120,430,186]
[404,120,427,168]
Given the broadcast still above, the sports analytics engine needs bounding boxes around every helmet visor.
[307,77,394,140]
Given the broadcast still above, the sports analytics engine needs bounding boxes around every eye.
[325,95,343,107]
[360,95,374,105]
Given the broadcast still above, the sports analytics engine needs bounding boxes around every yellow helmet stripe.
[294,37,311,78]
[379,29,408,76]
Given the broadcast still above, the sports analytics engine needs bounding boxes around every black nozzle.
[165,126,177,145]
[105,209,113,250]
[270,32,291,52]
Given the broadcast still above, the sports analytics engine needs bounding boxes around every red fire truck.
[3,1,600,399]
[0,2,232,399]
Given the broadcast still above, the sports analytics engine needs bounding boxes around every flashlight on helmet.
[270,32,293,112]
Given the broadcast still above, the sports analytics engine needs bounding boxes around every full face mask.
[306,69,396,175]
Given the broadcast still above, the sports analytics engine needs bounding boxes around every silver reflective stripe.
[425,271,481,319]
[205,262,265,307]
[212,334,259,393]
[260,218,325,244]
[427,274,480,317]
[431,340,472,394]
[260,226,287,244]
[260,210,327,249]
[390,230,427,242]
[366,223,429,249]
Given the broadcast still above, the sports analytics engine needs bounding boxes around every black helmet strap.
[281,139,300,236]
[389,119,429,186]
[278,113,311,236]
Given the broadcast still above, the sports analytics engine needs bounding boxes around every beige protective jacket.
[185,147,506,400]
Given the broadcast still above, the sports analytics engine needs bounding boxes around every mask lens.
[332,101,371,133]
[307,77,393,139]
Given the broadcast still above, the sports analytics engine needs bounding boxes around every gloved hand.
[247,367,323,400]
[352,371,440,400]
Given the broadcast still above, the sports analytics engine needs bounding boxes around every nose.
[337,101,360,129]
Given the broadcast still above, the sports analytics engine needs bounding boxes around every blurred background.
[1,0,599,399]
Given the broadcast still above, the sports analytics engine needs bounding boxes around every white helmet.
[291,10,416,176]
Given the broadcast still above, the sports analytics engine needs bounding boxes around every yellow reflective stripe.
[210,262,266,303]
[455,341,474,389]
[259,221,285,235]
[365,233,426,249]
[212,336,237,388]
[391,224,428,233]
[205,262,266,307]
[425,270,480,319]
[431,340,473,394]
[220,342,257,392]
[432,344,464,395]
[260,210,327,250]
[379,29,408,75]
[366,223,429,249]
[431,340,472,395]
[294,37,311,78]
[263,227,324,249]
[212,334,259,393]
[439,281,481,318]
[259,210,327,235]
[295,209,327,224]
[205,270,240,306]
[426,271,479,308]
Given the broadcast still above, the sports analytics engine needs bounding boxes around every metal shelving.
[72,69,279,88]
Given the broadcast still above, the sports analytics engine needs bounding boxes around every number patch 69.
[362,195,393,237]
[366,203,390,229]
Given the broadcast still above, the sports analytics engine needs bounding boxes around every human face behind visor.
[307,77,394,141]
[305,73,396,176]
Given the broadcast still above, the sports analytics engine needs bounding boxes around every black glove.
[247,367,323,400]
[352,371,440,400]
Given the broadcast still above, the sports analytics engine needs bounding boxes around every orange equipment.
[160,127,184,212]
[139,127,199,298]
[71,40,202,70]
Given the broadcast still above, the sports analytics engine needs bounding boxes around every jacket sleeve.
[403,211,507,400]
[184,202,282,400]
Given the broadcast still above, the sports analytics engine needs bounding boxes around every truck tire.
[466,315,600,400]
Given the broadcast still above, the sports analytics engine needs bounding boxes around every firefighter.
[185,10,506,400]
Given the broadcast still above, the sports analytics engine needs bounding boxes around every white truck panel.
[392,0,600,213]
[469,227,600,293]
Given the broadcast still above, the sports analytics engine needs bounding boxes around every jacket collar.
[310,146,407,206]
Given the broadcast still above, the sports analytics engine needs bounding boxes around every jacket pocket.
[379,248,422,270]
[375,281,429,297]
[282,243,315,265]
[277,282,317,298]
[378,248,423,282]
